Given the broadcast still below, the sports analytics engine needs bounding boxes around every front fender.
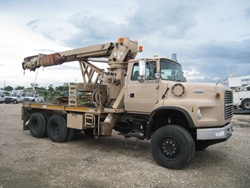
[146,106,195,140]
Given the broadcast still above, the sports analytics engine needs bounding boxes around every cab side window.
[131,63,139,81]
[146,61,156,80]
[131,61,157,81]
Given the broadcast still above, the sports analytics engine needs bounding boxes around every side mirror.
[138,59,146,83]
[155,72,160,79]
[138,76,145,83]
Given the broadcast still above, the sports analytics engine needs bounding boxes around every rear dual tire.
[29,113,47,138]
[47,115,75,142]
[29,113,75,142]
[47,115,68,142]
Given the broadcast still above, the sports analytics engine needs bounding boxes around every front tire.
[151,125,195,169]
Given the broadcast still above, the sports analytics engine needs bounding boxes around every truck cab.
[23,94,44,103]
[124,57,233,153]
[125,57,185,112]
[5,94,23,104]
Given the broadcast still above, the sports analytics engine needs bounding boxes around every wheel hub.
[52,124,59,135]
[244,101,250,109]
[160,138,179,159]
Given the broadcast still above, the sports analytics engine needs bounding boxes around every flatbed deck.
[22,102,104,113]
[22,102,125,114]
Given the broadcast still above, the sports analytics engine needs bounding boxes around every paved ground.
[233,109,250,115]
[0,104,250,188]
[232,114,250,127]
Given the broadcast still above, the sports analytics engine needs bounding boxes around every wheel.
[42,113,50,123]
[195,141,209,151]
[151,125,195,169]
[83,128,94,137]
[65,128,75,141]
[29,113,47,138]
[241,99,250,110]
[41,113,50,137]
[14,100,17,104]
[47,115,68,142]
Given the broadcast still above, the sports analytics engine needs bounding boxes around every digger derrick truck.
[21,37,233,169]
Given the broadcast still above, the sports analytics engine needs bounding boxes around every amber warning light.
[119,38,124,44]
[215,92,220,99]
[139,46,143,52]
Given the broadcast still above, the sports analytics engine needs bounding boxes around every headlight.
[198,108,202,119]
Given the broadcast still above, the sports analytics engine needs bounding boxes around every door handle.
[130,93,135,98]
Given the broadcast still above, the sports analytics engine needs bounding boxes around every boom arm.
[22,37,140,71]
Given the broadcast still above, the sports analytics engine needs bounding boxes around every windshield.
[160,59,184,82]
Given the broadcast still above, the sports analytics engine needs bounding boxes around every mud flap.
[99,113,117,136]
[23,117,30,130]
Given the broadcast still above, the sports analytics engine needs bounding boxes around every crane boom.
[22,37,140,71]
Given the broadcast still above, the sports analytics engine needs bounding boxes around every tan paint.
[22,38,233,137]
[67,114,84,130]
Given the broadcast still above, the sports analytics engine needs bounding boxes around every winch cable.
[32,68,39,94]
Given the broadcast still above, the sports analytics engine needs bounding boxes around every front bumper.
[5,98,14,103]
[197,122,233,140]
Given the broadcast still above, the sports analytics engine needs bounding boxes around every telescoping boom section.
[22,37,142,108]
[22,37,141,71]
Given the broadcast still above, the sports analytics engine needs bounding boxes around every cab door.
[125,61,159,113]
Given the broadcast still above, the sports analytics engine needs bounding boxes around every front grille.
[23,98,31,102]
[5,98,13,102]
[225,90,233,119]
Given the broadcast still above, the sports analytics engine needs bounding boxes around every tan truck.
[21,37,233,169]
